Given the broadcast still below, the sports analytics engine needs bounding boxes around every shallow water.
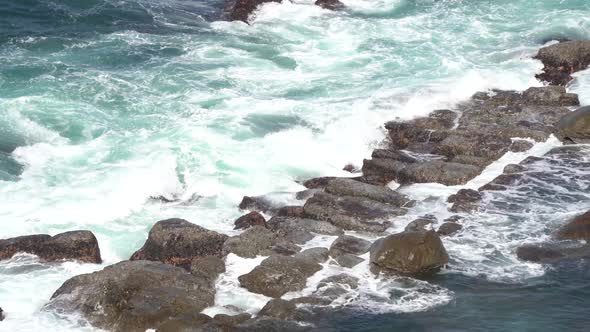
[1,0,590,330]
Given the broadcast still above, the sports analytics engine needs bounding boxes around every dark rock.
[295,189,320,200]
[370,149,419,163]
[47,260,215,332]
[437,222,463,236]
[238,195,276,213]
[369,231,449,275]
[190,256,225,286]
[258,299,296,320]
[130,219,228,269]
[503,164,526,174]
[509,140,534,152]
[0,231,101,264]
[516,243,590,263]
[302,176,336,189]
[315,0,345,10]
[235,317,311,331]
[269,242,301,256]
[556,106,590,144]
[398,160,482,186]
[522,86,580,106]
[222,225,297,258]
[384,110,458,149]
[342,164,360,173]
[448,189,482,213]
[405,215,436,232]
[267,216,343,244]
[0,307,3,321]
[329,235,371,257]
[238,251,323,297]
[296,247,330,264]
[534,40,590,86]
[324,178,413,207]
[334,254,364,268]
[234,211,267,230]
[444,215,463,223]
[276,206,305,218]
[156,314,212,332]
[318,274,359,289]
[212,313,251,326]
[226,0,281,23]
[555,211,590,240]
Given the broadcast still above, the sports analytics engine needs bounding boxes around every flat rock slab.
[222,225,299,258]
[0,230,101,263]
[267,216,343,244]
[324,178,413,207]
[47,260,215,332]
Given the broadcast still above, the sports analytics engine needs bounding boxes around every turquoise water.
[1,0,590,330]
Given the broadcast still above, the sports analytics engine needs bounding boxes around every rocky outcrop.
[267,216,343,244]
[324,178,413,207]
[447,189,482,213]
[238,195,278,213]
[555,211,590,240]
[226,0,280,23]
[47,260,215,332]
[276,206,305,218]
[190,256,226,286]
[328,235,371,257]
[534,40,590,86]
[234,211,267,230]
[130,219,228,269]
[0,231,101,263]
[404,215,436,232]
[258,299,297,320]
[222,225,299,258]
[156,314,212,332]
[315,0,345,10]
[516,243,590,264]
[437,222,463,236]
[556,106,590,144]
[369,231,449,275]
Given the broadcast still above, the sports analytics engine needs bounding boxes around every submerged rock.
[534,40,590,86]
[555,210,590,240]
[315,0,345,10]
[0,231,101,264]
[437,222,463,236]
[226,0,281,23]
[238,195,277,213]
[47,260,215,332]
[369,231,449,275]
[234,211,267,230]
[130,219,228,269]
[556,106,590,144]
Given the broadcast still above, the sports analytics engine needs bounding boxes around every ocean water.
[1,0,590,331]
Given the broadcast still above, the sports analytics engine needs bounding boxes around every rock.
[556,106,590,144]
[267,216,343,244]
[0,307,3,321]
[302,176,336,189]
[509,140,534,152]
[276,206,305,218]
[384,109,458,149]
[47,260,215,332]
[235,317,311,331]
[522,86,579,106]
[238,195,276,213]
[534,40,590,85]
[234,211,267,230]
[329,235,371,257]
[212,313,251,326]
[156,314,212,332]
[398,160,482,186]
[190,256,226,286]
[0,231,101,264]
[303,192,405,233]
[555,211,590,240]
[295,189,320,200]
[296,247,329,264]
[258,299,296,320]
[222,225,298,258]
[226,0,281,23]
[503,164,526,174]
[315,0,345,10]
[270,242,301,256]
[369,231,449,275]
[516,243,590,263]
[404,215,436,232]
[437,222,463,236]
[447,189,482,213]
[334,254,364,268]
[317,274,359,289]
[238,251,323,297]
[342,163,359,173]
[130,219,228,269]
[324,178,413,207]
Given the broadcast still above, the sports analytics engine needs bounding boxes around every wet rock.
[329,235,371,257]
[258,299,296,320]
[156,314,212,332]
[556,106,590,144]
[0,231,101,264]
[239,195,276,213]
[267,216,343,244]
[296,247,330,264]
[270,242,301,256]
[509,140,534,152]
[384,110,458,149]
[516,243,590,263]
[315,0,345,10]
[534,40,590,86]
[318,274,359,289]
[235,317,311,331]
[405,215,436,232]
[398,160,482,186]
[444,215,463,223]
[302,176,336,189]
[276,206,305,218]
[234,211,267,230]
[447,189,482,213]
[295,189,320,200]
[190,256,225,286]
[47,260,215,332]
[238,251,323,298]
[555,211,590,240]
[303,192,405,233]
[503,163,526,174]
[369,231,449,275]
[222,225,298,258]
[0,307,3,321]
[437,222,463,236]
[130,219,228,269]
[334,254,364,268]
[212,313,251,326]
[324,178,413,206]
[521,86,580,106]
[226,0,281,23]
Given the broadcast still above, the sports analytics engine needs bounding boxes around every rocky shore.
[1,40,590,331]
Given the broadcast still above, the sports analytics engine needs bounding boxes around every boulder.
[276,206,305,218]
[238,195,276,213]
[0,231,101,263]
[156,314,212,332]
[342,163,359,173]
[234,211,267,230]
[267,216,343,244]
[130,219,228,269]
[317,274,359,289]
[295,247,330,264]
[226,0,281,23]
[555,211,590,240]
[315,0,345,10]
[324,178,413,207]
[47,260,215,332]
[447,189,482,213]
[398,160,482,186]
[258,299,296,320]
[404,215,436,232]
[334,254,364,268]
[369,231,449,275]
[329,235,371,257]
[437,222,463,236]
[302,176,336,189]
[534,40,590,86]
[190,256,226,286]
[556,106,590,144]
[516,243,590,263]
[212,313,251,326]
[222,225,298,258]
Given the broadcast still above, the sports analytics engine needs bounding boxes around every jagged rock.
[258,299,296,320]
[555,211,590,240]
[448,189,482,213]
[276,206,305,218]
[315,0,345,10]
[334,254,364,268]
[222,225,298,258]
[369,231,449,275]
[226,0,281,23]
[267,216,343,244]
[329,235,371,257]
[303,192,405,232]
[556,106,590,144]
[405,215,436,232]
[238,250,323,298]
[385,110,458,149]
[234,211,267,230]
[190,256,225,286]
[324,178,413,206]
[534,40,590,86]
[0,231,101,264]
[130,219,228,269]
[437,222,463,236]
[47,260,215,332]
